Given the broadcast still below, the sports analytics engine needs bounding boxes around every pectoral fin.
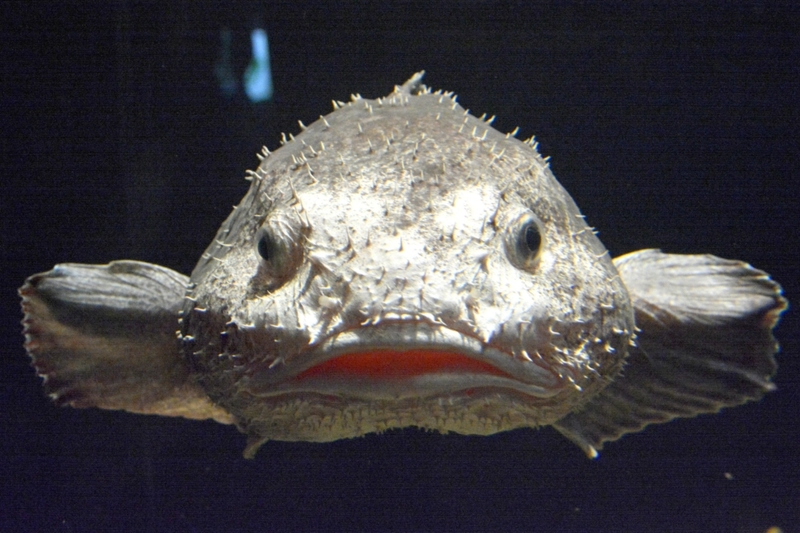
[554,249,786,457]
[20,261,233,424]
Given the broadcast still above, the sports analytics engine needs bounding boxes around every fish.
[19,72,787,458]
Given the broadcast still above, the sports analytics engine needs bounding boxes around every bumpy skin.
[21,73,784,459]
[181,74,634,455]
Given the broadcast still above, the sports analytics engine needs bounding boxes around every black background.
[1,2,798,532]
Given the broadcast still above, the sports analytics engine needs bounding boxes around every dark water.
[2,2,798,531]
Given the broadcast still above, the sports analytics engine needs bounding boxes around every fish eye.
[257,231,277,262]
[505,212,544,271]
[252,221,304,291]
[520,222,541,256]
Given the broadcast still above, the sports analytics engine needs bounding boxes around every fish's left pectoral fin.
[19,261,234,425]
[554,249,787,458]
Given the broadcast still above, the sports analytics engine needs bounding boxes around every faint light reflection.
[244,28,273,103]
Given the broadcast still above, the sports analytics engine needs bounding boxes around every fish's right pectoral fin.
[19,261,234,425]
[554,249,787,458]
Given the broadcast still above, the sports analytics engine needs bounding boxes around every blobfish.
[20,73,787,458]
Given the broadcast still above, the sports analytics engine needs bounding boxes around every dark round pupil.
[523,223,540,254]
[257,233,274,261]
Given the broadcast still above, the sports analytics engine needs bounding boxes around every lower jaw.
[261,372,567,402]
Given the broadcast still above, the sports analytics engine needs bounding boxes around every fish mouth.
[244,321,568,401]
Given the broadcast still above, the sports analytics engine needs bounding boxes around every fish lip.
[243,320,569,400]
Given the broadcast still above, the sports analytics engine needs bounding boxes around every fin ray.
[20,261,233,424]
[554,249,786,457]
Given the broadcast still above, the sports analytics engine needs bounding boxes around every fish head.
[182,75,634,451]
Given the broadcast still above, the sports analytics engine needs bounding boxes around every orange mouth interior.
[294,349,513,381]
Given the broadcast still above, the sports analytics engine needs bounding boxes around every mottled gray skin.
[20,73,785,458]
[183,73,632,454]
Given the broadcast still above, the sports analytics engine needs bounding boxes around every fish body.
[20,73,786,458]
